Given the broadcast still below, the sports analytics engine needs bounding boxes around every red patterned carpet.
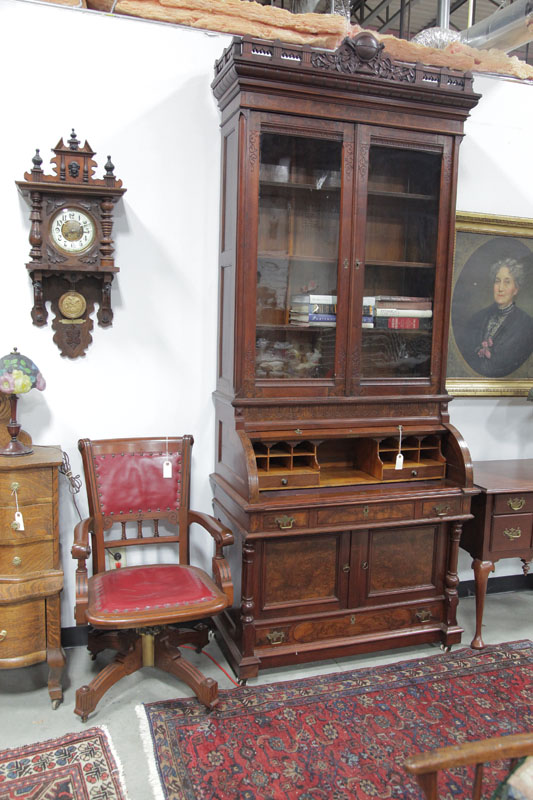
[141,640,533,800]
[0,727,128,800]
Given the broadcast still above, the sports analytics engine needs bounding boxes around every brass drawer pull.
[11,520,20,531]
[361,561,369,570]
[12,556,22,566]
[503,527,522,540]
[10,482,20,492]
[416,609,431,623]
[508,497,525,511]
[266,630,285,645]
[433,503,451,517]
[280,478,288,486]
[275,515,295,530]
[342,563,350,573]
[0,630,7,642]
[363,505,369,518]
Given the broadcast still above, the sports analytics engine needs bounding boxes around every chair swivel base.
[74,626,218,722]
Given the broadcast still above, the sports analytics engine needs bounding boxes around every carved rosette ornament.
[16,130,126,358]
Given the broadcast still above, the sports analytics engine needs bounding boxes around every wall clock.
[16,130,126,358]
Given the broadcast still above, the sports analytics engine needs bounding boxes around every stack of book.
[362,296,432,330]
[289,294,337,327]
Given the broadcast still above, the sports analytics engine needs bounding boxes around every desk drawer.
[262,510,309,531]
[258,469,320,491]
[490,513,533,552]
[494,493,533,515]
[0,540,54,575]
[316,501,414,527]
[421,496,463,518]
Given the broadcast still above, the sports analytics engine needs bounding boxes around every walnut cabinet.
[210,34,480,679]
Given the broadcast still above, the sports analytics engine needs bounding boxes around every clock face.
[50,208,96,254]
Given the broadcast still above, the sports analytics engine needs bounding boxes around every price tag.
[395,453,404,470]
[14,511,25,531]
[163,460,172,479]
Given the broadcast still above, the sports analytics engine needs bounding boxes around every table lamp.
[0,348,46,456]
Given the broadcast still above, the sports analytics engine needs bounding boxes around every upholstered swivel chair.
[71,435,233,721]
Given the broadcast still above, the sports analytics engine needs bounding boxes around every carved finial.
[104,156,115,177]
[31,149,43,173]
[68,129,80,150]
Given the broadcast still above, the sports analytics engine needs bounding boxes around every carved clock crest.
[16,130,126,358]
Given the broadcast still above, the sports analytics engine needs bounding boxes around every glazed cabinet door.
[354,127,454,395]
[243,113,354,397]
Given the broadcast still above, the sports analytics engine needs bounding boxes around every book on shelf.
[362,305,374,316]
[291,294,337,305]
[362,315,373,324]
[375,308,433,318]
[375,299,432,310]
[374,316,433,330]
[291,302,337,315]
[362,321,374,329]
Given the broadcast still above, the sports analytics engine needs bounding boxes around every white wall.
[2,0,532,625]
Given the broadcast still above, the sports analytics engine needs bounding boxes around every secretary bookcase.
[210,33,480,679]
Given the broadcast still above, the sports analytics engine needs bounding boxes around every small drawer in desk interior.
[493,493,533,515]
[490,513,533,552]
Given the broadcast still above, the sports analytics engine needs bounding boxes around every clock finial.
[31,149,43,175]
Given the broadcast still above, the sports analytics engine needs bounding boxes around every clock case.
[16,131,126,358]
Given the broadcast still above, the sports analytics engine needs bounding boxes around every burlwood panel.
[0,598,46,662]
[260,533,346,610]
[368,526,438,594]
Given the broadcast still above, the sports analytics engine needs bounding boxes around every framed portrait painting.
[446,212,533,396]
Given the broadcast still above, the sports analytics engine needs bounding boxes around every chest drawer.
[493,493,533,515]
[0,504,53,540]
[0,598,46,664]
[316,501,414,527]
[490,513,533,552]
[0,469,52,506]
[0,540,54,575]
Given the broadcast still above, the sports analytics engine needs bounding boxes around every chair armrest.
[188,510,234,605]
[71,517,93,626]
[188,510,234,548]
[71,517,93,561]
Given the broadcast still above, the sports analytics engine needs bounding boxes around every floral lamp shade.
[0,348,46,456]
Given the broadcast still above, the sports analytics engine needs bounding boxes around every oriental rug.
[140,639,533,800]
[0,726,128,800]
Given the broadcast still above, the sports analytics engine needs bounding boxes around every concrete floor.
[1,592,532,800]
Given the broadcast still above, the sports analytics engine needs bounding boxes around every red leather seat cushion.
[91,564,217,615]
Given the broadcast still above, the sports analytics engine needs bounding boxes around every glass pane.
[361,146,441,379]
[256,133,341,380]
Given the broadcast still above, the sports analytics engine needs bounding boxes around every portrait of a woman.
[456,258,533,378]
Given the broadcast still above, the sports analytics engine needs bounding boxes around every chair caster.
[441,644,451,653]
[238,678,247,686]
[51,699,62,710]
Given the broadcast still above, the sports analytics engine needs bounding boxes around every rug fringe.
[96,724,131,800]
[135,705,166,800]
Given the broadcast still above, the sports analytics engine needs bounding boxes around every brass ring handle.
[508,497,525,511]
[12,556,22,566]
[275,515,295,530]
[503,527,521,540]
[0,630,7,642]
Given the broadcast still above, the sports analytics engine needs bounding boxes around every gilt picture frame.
[446,212,533,396]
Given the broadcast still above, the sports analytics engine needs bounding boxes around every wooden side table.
[460,459,533,649]
[0,445,65,708]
